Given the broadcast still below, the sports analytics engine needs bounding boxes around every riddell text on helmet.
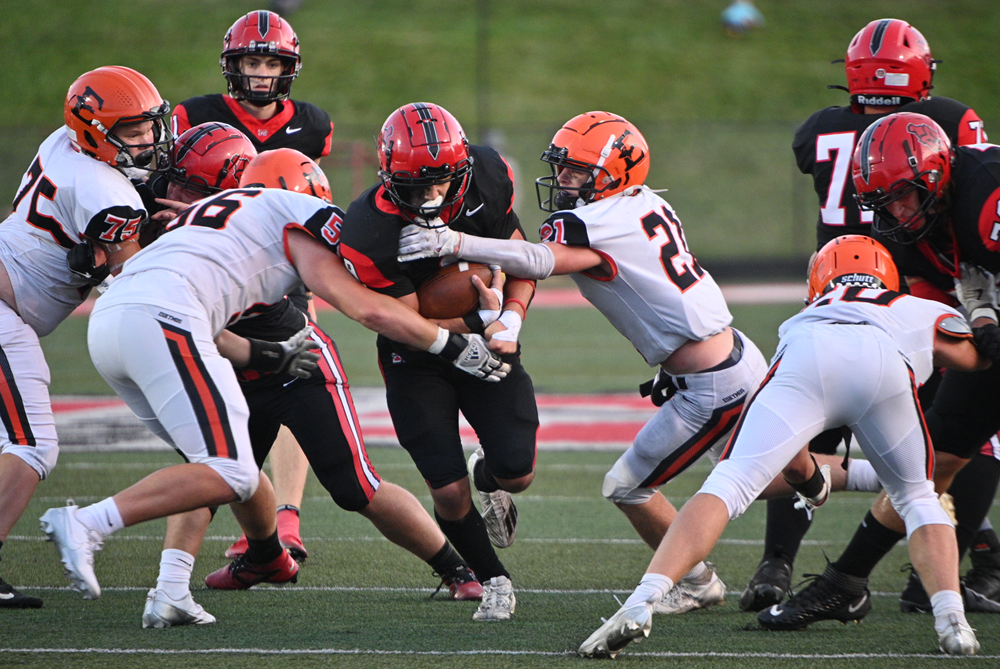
[856,95,904,106]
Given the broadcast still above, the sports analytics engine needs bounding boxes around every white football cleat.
[469,448,518,548]
[654,563,727,614]
[578,603,652,658]
[937,613,979,656]
[39,503,103,600]
[142,588,217,628]
[473,575,516,621]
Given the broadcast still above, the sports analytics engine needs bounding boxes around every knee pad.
[896,491,954,537]
[206,457,259,503]
[5,438,58,480]
[602,461,655,505]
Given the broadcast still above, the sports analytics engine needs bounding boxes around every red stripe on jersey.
[500,156,516,214]
[373,185,402,218]
[171,105,193,137]
[339,242,395,289]
[320,122,334,158]
[957,108,987,146]
[163,328,231,459]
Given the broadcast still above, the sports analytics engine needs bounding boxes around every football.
[416,261,494,319]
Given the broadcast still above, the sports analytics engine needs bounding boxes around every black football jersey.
[172,94,333,160]
[339,145,522,350]
[873,145,1000,292]
[793,97,986,248]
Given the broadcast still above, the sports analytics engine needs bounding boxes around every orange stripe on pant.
[161,325,234,460]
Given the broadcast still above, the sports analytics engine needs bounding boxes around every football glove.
[398,223,462,262]
[435,331,510,382]
[245,326,321,379]
[973,322,1000,365]
[638,369,677,407]
[67,240,111,286]
[954,262,999,324]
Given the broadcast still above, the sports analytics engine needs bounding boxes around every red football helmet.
[241,148,332,203]
[852,112,952,244]
[167,123,257,196]
[536,111,649,212]
[221,10,301,104]
[808,235,900,302]
[376,102,473,226]
[845,19,934,108]
[64,66,172,173]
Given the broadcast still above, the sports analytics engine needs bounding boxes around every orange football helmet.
[64,66,172,173]
[808,235,900,302]
[241,148,332,203]
[536,111,649,212]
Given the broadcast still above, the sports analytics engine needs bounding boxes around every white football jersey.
[781,285,963,384]
[100,188,342,337]
[539,186,731,365]
[0,129,147,336]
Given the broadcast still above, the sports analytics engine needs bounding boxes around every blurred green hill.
[3,0,997,272]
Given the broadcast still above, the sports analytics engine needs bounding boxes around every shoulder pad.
[936,315,973,338]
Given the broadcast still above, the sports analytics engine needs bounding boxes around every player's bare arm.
[288,228,509,384]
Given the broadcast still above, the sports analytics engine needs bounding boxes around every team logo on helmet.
[907,122,945,152]
[73,86,104,116]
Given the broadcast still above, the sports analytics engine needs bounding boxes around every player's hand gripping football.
[398,223,462,262]
[435,331,510,382]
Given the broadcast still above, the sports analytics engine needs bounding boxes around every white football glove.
[954,262,999,324]
[398,223,462,262]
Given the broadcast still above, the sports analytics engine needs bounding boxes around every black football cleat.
[740,554,793,612]
[757,564,871,631]
[899,567,932,613]
[0,577,43,609]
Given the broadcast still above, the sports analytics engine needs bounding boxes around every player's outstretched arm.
[287,229,510,381]
[398,224,605,277]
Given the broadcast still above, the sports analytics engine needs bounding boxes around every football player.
[172,9,335,562]
[38,152,509,613]
[339,102,539,622]
[579,236,985,657]
[398,111,880,615]
[134,141,485,626]
[746,18,994,613]
[0,66,170,609]
[760,114,1000,630]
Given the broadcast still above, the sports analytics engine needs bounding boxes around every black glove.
[67,240,110,286]
[973,322,1000,364]
[244,326,321,379]
[438,332,510,382]
[638,369,676,407]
